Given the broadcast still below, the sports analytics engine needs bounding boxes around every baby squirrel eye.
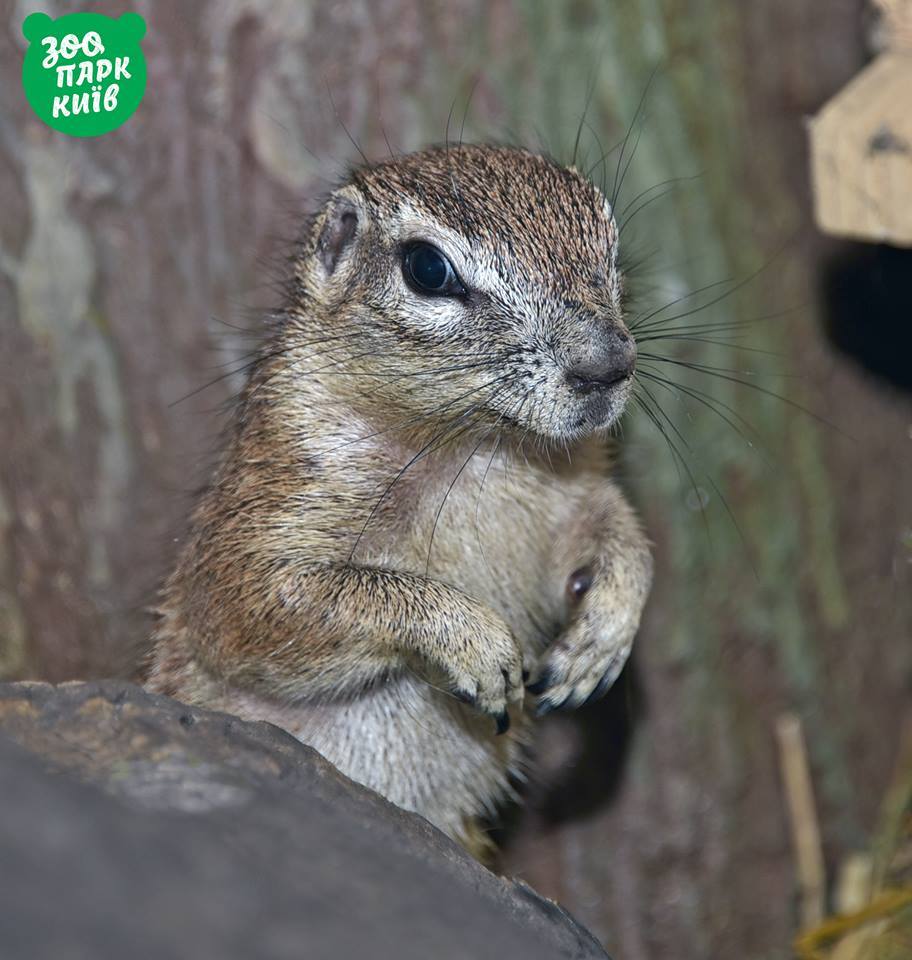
[402,242,465,297]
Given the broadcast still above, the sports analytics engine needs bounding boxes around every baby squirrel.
[147,143,653,855]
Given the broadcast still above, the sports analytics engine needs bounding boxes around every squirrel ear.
[118,11,146,41]
[22,12,53,41]
[317,197,360,276]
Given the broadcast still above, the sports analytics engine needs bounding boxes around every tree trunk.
[1,2,909,958]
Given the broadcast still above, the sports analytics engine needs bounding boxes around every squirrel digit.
[146,143,653,856]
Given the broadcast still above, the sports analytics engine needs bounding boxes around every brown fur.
[147,144,653,849]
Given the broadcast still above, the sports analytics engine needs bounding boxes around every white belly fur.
[217,674,523,841]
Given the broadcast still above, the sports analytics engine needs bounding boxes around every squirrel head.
[291,144,635,445]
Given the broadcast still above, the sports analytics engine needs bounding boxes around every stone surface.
[0,680,607,960]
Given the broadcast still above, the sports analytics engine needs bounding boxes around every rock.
[0,680,608,960]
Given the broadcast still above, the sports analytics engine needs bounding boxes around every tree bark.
[1,2,909,958]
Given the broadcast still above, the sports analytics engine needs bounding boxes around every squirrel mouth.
[572,380,631,430]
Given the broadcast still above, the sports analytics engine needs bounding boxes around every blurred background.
[1,1,910,958]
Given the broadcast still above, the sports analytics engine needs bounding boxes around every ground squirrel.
[147,143,653,854]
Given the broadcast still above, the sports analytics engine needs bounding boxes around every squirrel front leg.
[194,563,525,732]
[528,483,652,714]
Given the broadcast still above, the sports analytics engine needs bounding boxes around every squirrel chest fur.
[147,143,653,853]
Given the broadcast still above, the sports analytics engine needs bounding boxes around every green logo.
[22,11,146,137]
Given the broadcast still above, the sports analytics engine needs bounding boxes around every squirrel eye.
[402,242,464,297]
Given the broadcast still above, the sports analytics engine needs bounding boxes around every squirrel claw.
[494,711,511,735]
[534,693,570,717]
[525,666,553,697]
[583,670,615,706]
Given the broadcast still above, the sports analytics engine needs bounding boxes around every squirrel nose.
[565,331,636,394]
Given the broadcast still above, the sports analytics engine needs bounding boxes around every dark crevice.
[820,242,912,393]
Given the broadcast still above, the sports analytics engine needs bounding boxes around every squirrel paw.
[527,595,637,715]
[418,611,524,732]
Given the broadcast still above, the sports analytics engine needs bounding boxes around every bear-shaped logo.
[22,11,146,137]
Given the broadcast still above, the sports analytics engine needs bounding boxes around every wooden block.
[873,0,912,51]
[808,52,912,247]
